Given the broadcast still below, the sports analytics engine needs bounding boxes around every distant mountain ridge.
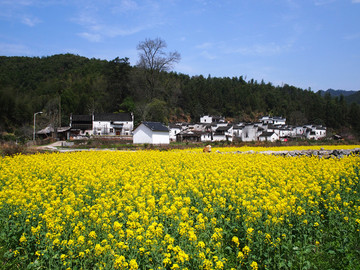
[317,89,360,105]
[317,89,358,97]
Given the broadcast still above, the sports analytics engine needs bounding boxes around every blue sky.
[1,0,360,91]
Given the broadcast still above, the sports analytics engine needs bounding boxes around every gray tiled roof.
[143,122,169,132]
[94,113,132,122]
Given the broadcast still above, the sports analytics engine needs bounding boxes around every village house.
[176,130,203,142]
[259,131,279,142]
[37,126,70,140]
[200,115,225,124]
[169,124,182,142]
[305,125,327,140]
[70,114,93,137]
[70,112,133,138]
[133,122,170,144]
[259,116,286,126]
[241,124,259,142]
[213,125,233,142]
[173,115,327,143]
[92,113,133,136]
[232,124,244,140]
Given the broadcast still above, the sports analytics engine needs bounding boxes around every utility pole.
[33,111,43,142]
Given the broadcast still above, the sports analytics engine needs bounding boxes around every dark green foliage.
[0,54,359,139]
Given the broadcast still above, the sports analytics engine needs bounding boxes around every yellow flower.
[77,235,85,244]
[1,147,360,270]
[265,233,271,243]
[215,260,224,269]
[232,236,239,247]
[114,221,122,231]
[114,255,128,269]
[250,261,258,270]
[19,233,27,243]
[89,231,97,239]
[203,259,213,270]
[52,238,60,246]
[171,264,180,270]
[94,244,104,256]
[237,251,244,261]
[242,245,251,256]
[163,257,171,266]
[129,259,138,270]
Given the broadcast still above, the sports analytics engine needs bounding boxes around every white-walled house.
[70,114,94,137]
[241,124,259,142]
[169,124,182,142]
[259,131,279,142]
[305,126,327,140]
[200,115,225,124]
[232,124,244,140]
[133,122,170,144]
[294,126,306,137]
[259,116,286,126]
[93,113,133,136]
[70,113,133,138]
[213,125,233,142]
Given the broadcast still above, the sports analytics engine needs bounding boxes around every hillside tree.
[136,37,181,100]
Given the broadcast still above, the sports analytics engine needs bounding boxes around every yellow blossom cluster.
[0,147,359,269]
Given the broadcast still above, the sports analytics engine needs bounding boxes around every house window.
[110,128,114,133]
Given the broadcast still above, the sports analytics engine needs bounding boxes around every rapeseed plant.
[0,147,359,269]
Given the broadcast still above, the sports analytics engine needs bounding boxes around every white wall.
[133,124,169,144]
[152,131,170,144]
[241,126,258,141]
[133,125,152,144]
[93,120,133,136]
[93,121,111,135]
[169,128,180,141]
[200,115,212,123]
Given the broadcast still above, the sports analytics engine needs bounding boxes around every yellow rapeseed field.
[0,146,359,269]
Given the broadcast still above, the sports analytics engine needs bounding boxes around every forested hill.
[318,89,360,105]
[1,54,360,138]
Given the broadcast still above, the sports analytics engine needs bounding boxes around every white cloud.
[112,0,139,14]
[21,15,41,26]
[78,32,102,42]
[314,0,335,6]
[225,42,285,57]
[0,0,35,6]
[104,25,147,37]
[75,14,148,42]
[0,42,31,55]
[72,1,159,42]
[195,42,213,49]
[200,50,217,60]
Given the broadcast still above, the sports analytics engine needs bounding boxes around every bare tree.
[136,37,181,100]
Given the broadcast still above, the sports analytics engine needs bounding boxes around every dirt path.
[34,141,66,151]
